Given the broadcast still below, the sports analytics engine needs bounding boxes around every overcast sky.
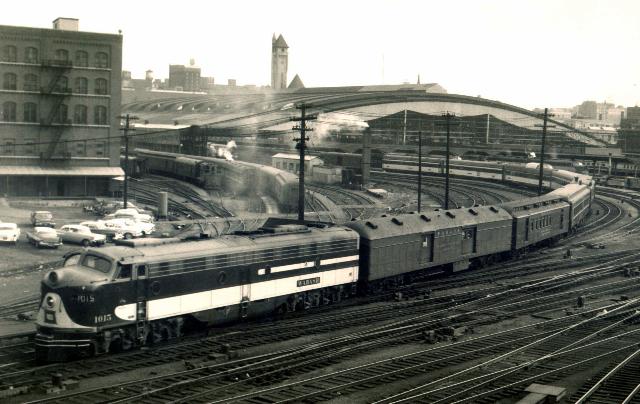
[3,0,639,110]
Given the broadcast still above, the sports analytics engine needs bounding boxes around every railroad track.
[13,254,640,402]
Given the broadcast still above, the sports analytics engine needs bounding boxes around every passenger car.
[31,211,55,227]
[26,227,62,248]
[57,225,106,247]
[0,223,20,244]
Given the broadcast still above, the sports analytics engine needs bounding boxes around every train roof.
[500,193,567,213]
[549,183,591,200]
[345,207,512,240]
[90,225,357,265]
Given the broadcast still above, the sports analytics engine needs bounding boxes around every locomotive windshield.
[80,254,113,274]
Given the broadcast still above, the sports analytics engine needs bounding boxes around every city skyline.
[2,0,639,110]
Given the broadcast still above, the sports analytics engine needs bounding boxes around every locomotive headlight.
[48,271,58,285]
[46,295,55,308]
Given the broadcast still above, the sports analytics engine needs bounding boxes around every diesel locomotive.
[35,164,594,362]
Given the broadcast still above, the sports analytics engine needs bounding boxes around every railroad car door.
[134,264,148,341]
[461,227,476,255]
[240,268,251,318]
[420,233,434,264]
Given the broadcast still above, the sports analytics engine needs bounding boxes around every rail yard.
[1,147,639,404]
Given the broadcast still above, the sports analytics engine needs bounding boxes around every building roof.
[0,166,124,176]
[273,153,319,161]
[288,74,305,89]
[273,34,288,48]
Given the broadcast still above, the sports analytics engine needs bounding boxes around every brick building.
[0,18,123,196]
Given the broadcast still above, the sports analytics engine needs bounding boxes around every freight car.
[34,161,594,362]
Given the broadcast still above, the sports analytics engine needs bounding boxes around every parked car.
[101,219,144,239]
[79,220,124,242]
[57,225,106,247]
[30,211,55,227]
[105,210,155,235]
[0,223,20,244]
[26,227,62,248]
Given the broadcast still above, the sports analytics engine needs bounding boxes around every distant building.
[288,74,304,89]
[0,17,123,196]
[227,79,236,87]
[272,153,322,176]
[577,101,598,119]
[271,34,288,90]
[169,62,201,92]
[200,76,215,90]
[620,106,640,155]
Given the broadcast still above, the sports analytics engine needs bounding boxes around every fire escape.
[40,59,72,161]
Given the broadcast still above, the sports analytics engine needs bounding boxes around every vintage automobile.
[102,218,145,238]
[26,227,62,248]
[79,221,125,242]
[0,223,20,244]
[57,225,106,247]
[30,211,55,228]
[105,210,155,235]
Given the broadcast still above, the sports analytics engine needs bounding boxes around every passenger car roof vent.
[468,208,478,215]
[446,211,456,218]
[365,221,378,229]
[420,214,431,222]
[391,217,403,225]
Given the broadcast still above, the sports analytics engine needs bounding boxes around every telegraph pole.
[443,112,454,210]
[120,114,137,208]
[418,128,423,212]
[291,104,316,221]
[536,108,554,196]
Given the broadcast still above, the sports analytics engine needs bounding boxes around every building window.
[54,76,69,93]
[94,105,107,125]
[24,47,38,64]
[94,141,105,156]
[75,50,88,67]
[3,73,17,90]
[74,105,87,124]
[23,102,38,122]
[55,104,68,124]
[24,139,36,155]
[23,74,38,91]
[95,52,109,68]
[1,102,16,121]
[55,49,69,62]
[75,141,86,156]
[95,78,108,95]
[74,77,88,94]
[3,45,17,62]
[3,139,15,154]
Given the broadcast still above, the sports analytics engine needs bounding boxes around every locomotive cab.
[35,249,141,361]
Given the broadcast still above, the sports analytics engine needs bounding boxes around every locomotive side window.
[137,265,147,277]
[422,235,428,247]
[117,264,132,279]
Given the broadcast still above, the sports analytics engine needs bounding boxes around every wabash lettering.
[297,277,320,287]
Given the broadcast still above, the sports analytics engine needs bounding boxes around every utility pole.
[291,104,316,221]
[535,108,554,195]
[443,112,454,210]
[120,114,137,208]
[418,126,423,212]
